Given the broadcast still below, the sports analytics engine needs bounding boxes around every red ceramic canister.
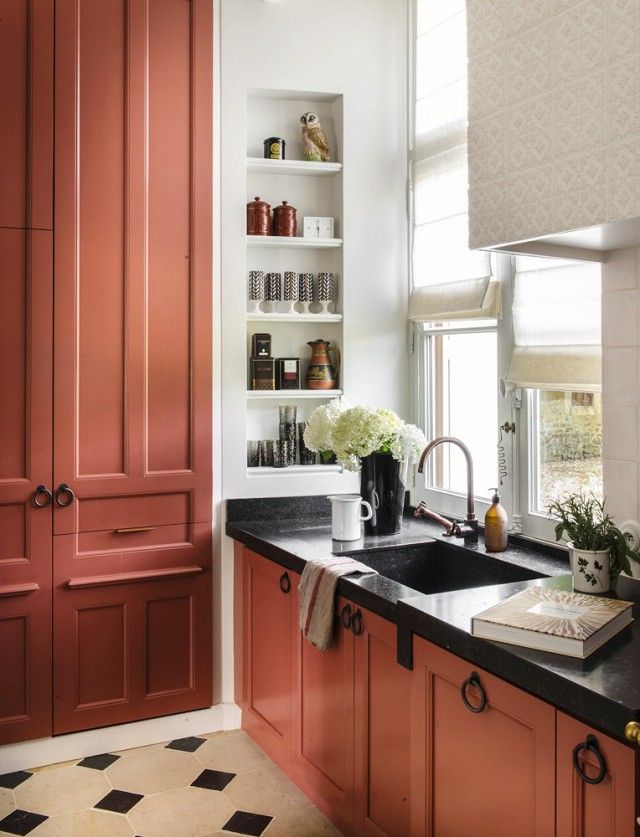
[273,200,297,237]
[247,196,271,235]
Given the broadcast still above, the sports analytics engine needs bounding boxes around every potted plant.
[304,401,425,535]
[548,493,635,594]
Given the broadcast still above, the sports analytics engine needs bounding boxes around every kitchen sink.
[347,540,544,597]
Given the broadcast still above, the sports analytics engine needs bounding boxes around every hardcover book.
[471,586,633,658]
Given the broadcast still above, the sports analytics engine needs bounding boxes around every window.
[410,3,603,543]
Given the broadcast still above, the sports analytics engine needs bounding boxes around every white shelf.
[247,389,342,400]
[246,312,342,323]
[247,235,342,250]
[247,464,343,476]
[247,157,342,176]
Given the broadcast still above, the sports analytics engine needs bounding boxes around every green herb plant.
[548,493,635,586]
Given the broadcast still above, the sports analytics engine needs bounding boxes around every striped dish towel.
[299,556,377,650]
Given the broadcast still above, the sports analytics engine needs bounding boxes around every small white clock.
[303,216,335,239]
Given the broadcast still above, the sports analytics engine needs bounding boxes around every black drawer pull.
[279,572,291,593]
[55,483,76,507]
[340,604,352,629]
[351,608,363,635]
[33,484,53,508]
[461,671,487,713]
[573,734,607,785]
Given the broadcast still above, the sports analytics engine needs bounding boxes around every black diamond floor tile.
[165,736,206,753]
[0,809,48,836]
[222,810,273,836]
[76,753,121,771]
[191,768,236,791]
[94,789,143,815]
[0,771,32,790]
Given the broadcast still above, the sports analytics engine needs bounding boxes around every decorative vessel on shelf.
[273,200,297,236]
[305,339,340,390]
[246,196,271,236]
[303,400,426,536]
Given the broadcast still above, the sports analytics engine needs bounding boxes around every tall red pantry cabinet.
[0,0,213,744]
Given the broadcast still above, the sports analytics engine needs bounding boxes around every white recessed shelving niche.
[244,89,345,477]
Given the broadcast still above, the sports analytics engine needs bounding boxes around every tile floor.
[0,730,342,837]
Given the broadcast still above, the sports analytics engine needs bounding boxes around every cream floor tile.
[34,808,134,837]
[196,731,273,774]
[106,746,202,795]
[222,766,312,818]
[0,788,13,819]
[13,764,111,817]
[127,785,236,837]
[29,759,78,774]
[264,805,343,836]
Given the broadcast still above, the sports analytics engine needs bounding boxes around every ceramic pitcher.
[305,339,340,390]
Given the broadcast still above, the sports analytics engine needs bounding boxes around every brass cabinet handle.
[351,608,363,635]
[461,671,488,713]
[54,483,76,507]
[340,604,352,629]
[33,484,53,508]
[625,721,640,745]
[115,526,157,534]
[573,734,607,785]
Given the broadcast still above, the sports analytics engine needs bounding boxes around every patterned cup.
[283,271,298,313]
[248,270,265,314]
[317,272,335,313]
[298,273,314,313]
[265,272,282,312]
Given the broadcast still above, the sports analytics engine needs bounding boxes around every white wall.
[215,0,409,703]
[602,248,640,522]
[467,0,640,249]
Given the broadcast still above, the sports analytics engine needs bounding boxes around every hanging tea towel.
[299,556,377,650]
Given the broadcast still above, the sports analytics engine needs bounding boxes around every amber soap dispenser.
[484,488,508,552]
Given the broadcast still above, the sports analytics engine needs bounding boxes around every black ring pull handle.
[573,735,607,785]
[340,604,352,629]
[33,485,53,508]
[54,483,76,508]
[461,671,487,713]
[279,572,291,594]
[351,609,363,636]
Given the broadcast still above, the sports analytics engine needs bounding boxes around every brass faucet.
[414,436,478,542]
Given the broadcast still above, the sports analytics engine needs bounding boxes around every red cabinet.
[0,229,53,744]
[411,637,556,837]
[556,712,636,837]
[0,0,213,745]
[0,0,53,230]
[237,548,297,771]
[292,596,356,830]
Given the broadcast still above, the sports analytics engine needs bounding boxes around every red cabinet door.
[241,549,296,770]
[53,0,212,535]
[292,596,355,831]
[0,229,53,744]
[412,638,556,837]
[0,0,53,230]
[53,523,212,734]
[353,606,413,837]
[557,711,636,837]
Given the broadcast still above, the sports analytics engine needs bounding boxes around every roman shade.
[410,0,496,322]
[506,257,602,392]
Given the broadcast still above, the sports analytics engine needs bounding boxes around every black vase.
[360,453,405,536]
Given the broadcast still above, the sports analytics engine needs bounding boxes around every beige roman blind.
[506,256,602,392]
[409,0,498,323]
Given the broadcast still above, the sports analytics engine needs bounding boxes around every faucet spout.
[415,436,477,541]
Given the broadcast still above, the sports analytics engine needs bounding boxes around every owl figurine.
[300,112,330,162]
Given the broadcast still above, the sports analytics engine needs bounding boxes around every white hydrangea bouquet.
[303,399,425,472]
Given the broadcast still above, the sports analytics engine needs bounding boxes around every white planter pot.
[568,543,610,594]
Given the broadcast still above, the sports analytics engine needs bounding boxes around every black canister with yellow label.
[263,137,286,160]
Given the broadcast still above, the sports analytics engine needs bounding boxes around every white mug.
[328,494,373,541]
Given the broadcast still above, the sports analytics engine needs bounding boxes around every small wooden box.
[249,358,275,390]
[276,358,300,390]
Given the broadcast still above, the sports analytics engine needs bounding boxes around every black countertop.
[226,497,640,744]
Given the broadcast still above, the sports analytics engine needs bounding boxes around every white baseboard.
[0,703,242,775]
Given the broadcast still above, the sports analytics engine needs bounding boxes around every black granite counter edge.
[396,595,638,745]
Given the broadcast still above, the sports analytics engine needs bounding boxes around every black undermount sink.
[347,541,544,597]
